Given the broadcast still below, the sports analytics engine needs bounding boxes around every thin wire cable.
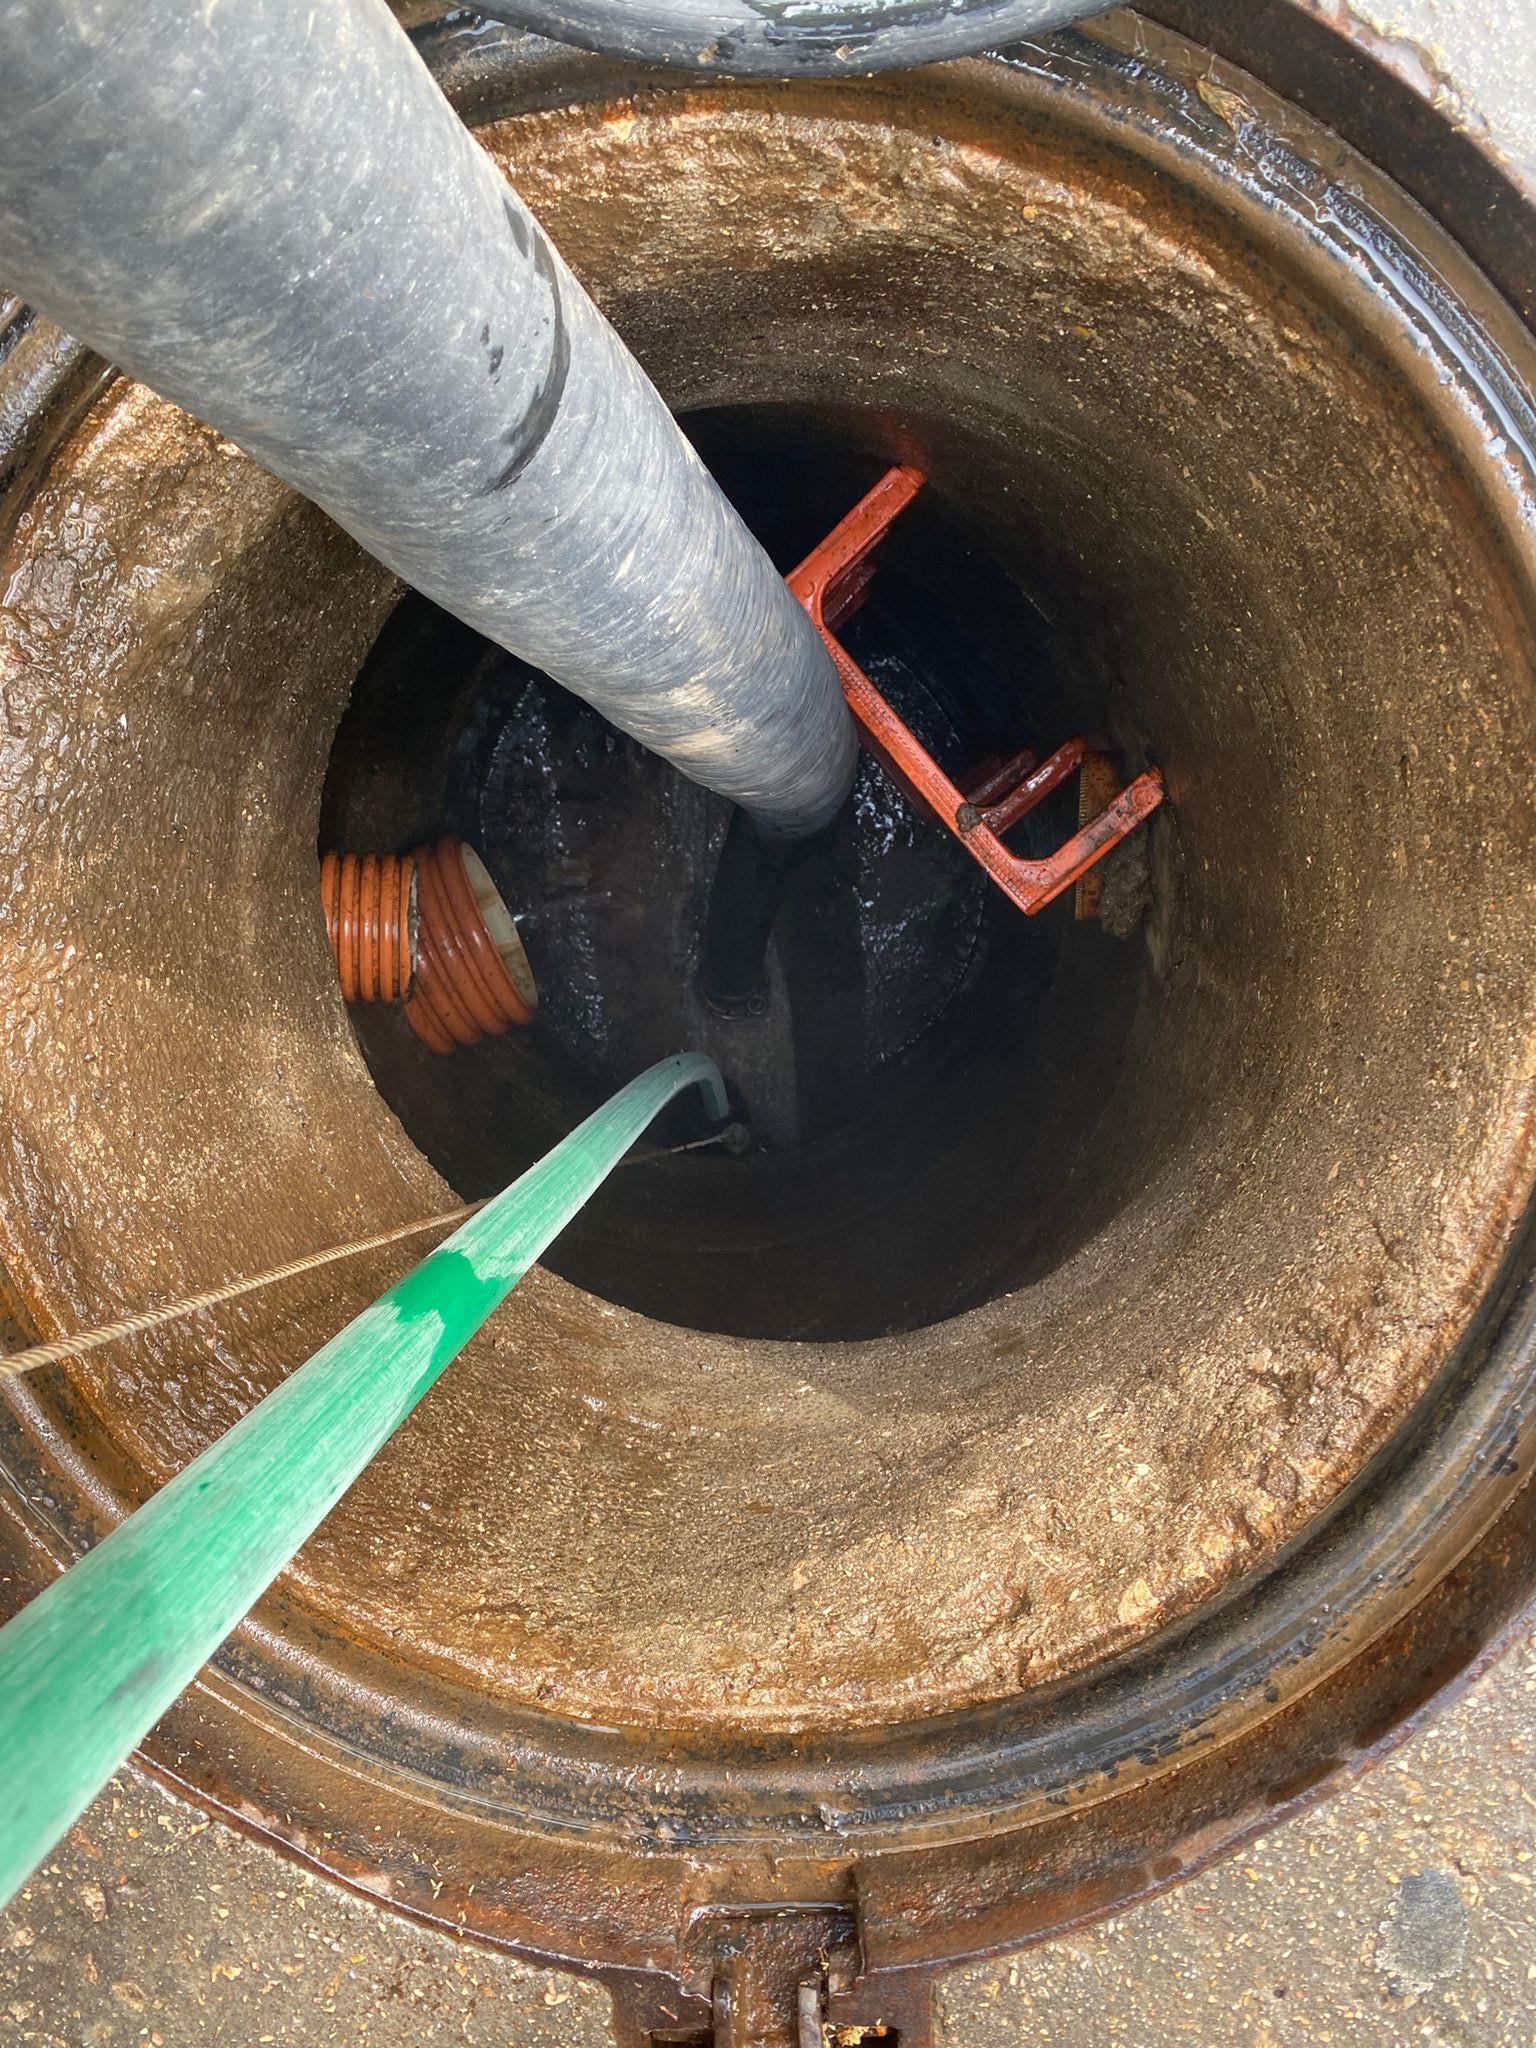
[0,1132,731,1380]
[0,1203,485,1379]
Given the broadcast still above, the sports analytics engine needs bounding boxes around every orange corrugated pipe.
[320,838,537,1054]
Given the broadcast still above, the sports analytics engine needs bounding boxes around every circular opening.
[4,31,1536,1769]
[457,844,539,1016]
[322,410,1152,1342]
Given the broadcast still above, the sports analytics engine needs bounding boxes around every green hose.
[0,1051,727,1910]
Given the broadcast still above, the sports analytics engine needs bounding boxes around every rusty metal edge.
[1146,0,1536,327]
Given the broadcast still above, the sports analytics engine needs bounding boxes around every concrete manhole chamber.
[3,4,1536,2037]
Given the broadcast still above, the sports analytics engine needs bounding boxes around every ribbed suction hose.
[0,0,855,837]
[461,0,1120,74]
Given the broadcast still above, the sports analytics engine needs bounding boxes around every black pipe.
[462,0,1120,76]
[699,808,816,1018]
[0,0,855,839]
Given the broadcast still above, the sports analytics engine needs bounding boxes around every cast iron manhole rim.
[1,4,1534,1975]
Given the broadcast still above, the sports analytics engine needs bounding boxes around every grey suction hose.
[461,0,1121,76]
[0,0,855,839]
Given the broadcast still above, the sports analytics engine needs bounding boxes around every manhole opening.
[321,407,1157,1341]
